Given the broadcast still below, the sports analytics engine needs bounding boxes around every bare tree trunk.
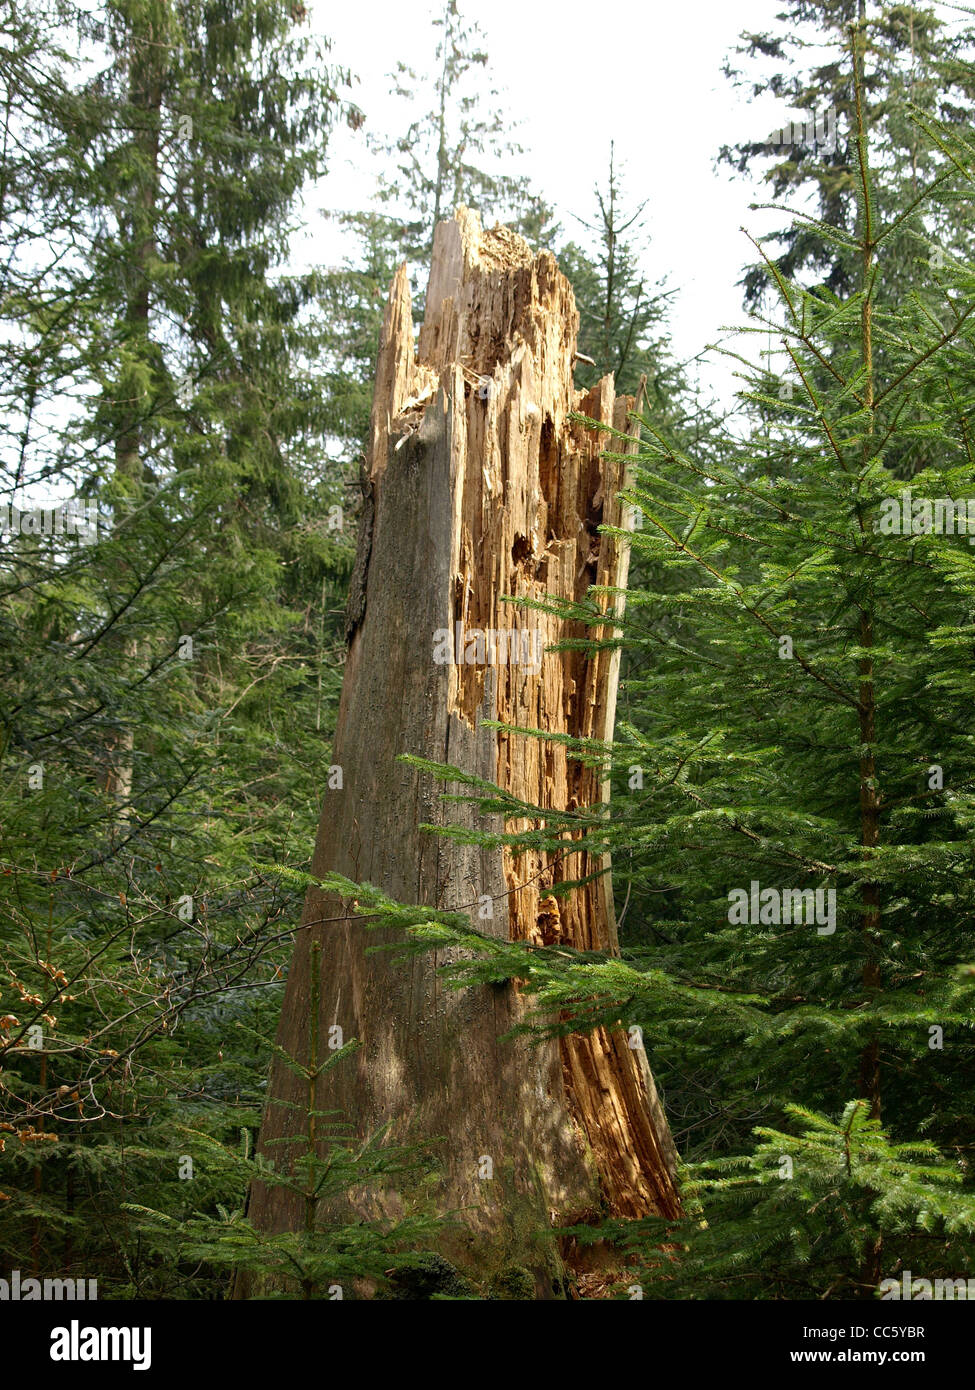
[244,208,680,1299]
[100,21,164,811]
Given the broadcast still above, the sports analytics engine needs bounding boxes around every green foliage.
[4,0,975,1307]
[372,0,554,263]
[560,144,684,411]
[720,0,975,307]
[0,0,352,1296]
[316,0,560,460]
[571,1100,975,1300]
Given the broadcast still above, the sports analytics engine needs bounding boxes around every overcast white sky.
[300,0,820,409]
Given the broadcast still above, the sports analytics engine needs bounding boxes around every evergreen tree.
[720,1,975,480]
[720,0,975,306]
[127,945,442,1300]
[0,0,355,1295]
[558,142,700,495]
[370,0,554,267]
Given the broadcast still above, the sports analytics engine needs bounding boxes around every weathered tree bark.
[244,208,680,1298]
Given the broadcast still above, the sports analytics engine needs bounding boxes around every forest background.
[2,0,975,1300]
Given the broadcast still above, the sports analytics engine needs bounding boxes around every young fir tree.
[721,2,975,479]
[720,0,975,307]
[560,144,679,405]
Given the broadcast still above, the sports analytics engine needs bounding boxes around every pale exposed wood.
[244,208,680,1298]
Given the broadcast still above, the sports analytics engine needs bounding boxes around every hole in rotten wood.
[452,574,466,629]
[539,415,557,502]
[511,533,532,567]
[537,894,563,946]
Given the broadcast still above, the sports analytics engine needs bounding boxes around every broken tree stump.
[244,207,680,1299]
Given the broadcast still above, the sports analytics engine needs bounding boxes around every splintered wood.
[248,207,679,1299]
[366,207,679,1221]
